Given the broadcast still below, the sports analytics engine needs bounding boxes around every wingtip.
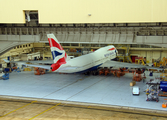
[3,59,10,63]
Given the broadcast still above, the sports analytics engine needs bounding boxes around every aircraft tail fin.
[47,34,67,71]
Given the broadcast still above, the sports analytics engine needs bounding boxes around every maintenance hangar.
[0,0,167,119]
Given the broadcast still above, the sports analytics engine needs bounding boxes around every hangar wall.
[1,42,167,64]
[130,50,166,63]
[1,0,167,23]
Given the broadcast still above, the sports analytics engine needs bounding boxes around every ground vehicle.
[132,86,140,95]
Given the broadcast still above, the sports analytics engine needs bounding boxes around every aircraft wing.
[3,59,53,64]
[3,59,79,71]
[3,59,52,70]
[23,60,53,64]
[100,60,163,70]
[22,64,51,70]
[25,64,80,72]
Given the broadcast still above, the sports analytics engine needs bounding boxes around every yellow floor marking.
[87,106,91,108]
[0,100,37,118]
[29,103,61,120]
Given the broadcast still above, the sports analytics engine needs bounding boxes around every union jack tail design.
[47,34,67,71]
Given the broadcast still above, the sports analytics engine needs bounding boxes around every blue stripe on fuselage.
[75,63,103,73]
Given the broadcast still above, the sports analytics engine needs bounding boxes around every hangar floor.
[0,71,167,114]
[0,98,167,120]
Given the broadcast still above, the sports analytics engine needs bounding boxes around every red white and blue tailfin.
[47,34,67,71]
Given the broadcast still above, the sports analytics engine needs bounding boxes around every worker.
[143,57,146,65]
[149,71,153,76]
[143,73,145,83]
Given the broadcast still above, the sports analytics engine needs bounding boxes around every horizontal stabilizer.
[24,64,51,70]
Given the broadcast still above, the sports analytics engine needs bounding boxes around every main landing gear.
[84,70,99,76]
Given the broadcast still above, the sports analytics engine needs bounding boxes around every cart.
[1,73,9,80]
[146,92,159,102]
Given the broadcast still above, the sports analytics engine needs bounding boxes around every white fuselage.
[56,45,117,73]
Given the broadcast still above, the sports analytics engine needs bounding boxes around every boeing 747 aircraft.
[3,34,162,73]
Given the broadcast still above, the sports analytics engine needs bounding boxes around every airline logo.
[108,47,115,51]
[51,48,66,62]
[48,38,67,71]
[48,38,63,50]
[51,51,62,60]
[104,52,115,57]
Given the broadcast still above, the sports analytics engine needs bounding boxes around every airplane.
[3,33,163,74]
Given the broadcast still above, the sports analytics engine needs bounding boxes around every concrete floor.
[0,99,167,120]
[0,71,167,112]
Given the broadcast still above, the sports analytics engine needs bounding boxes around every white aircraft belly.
[57,55,103,73]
